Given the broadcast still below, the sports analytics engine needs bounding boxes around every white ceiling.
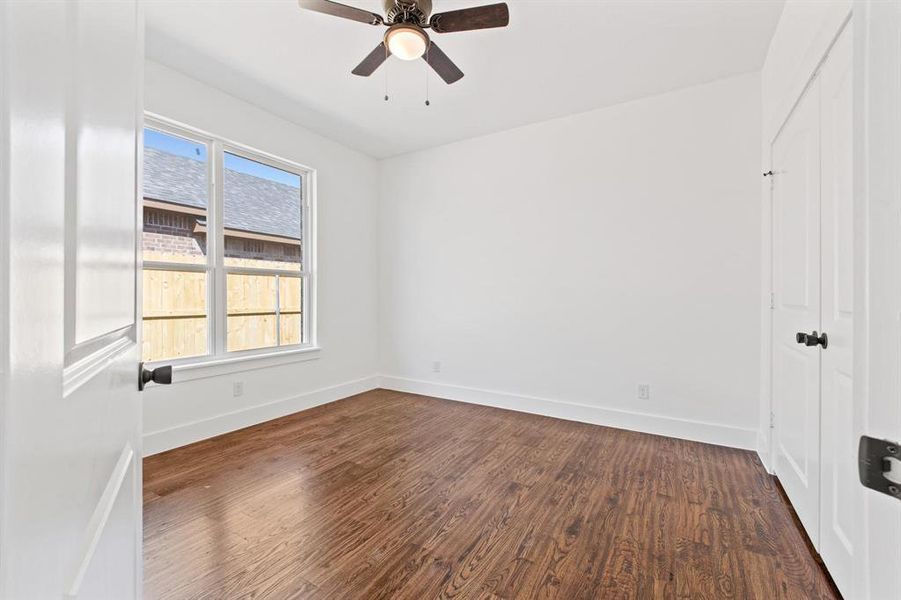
[146,0,784,158]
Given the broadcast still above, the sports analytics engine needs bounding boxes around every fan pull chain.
[424,43,430,106]
[384,43,390,101]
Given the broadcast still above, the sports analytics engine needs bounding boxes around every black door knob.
[795,331,828,349]
[139,362,173,390]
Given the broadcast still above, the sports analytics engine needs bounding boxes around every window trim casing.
[142,113,318,376]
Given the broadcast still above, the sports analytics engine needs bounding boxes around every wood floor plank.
[144,390,839,599]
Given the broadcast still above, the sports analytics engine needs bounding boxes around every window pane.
[279,276,303,346]
[143,128,209,265]
[226,273,303,352]
[222,152,302,272]
[227,273,277,352]
[142,269,208,362]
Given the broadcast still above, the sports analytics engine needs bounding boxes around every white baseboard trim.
[757,431,774,474]
[142,375,380,456]
[379,376,758,451]
[143,374,759,456]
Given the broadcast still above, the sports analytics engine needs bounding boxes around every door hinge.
[769,411,775,429]
[769,291,775,310]
[859,435,901,501]
[764,170,775,192]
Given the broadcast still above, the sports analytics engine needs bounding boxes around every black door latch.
[859,435,901,501]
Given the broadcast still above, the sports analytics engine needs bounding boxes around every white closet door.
[818,24,857,598]
[772,77,822,549]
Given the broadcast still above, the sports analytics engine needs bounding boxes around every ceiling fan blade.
[424,42,464,84]
[429,3,509,33]
[297,0,383,25]
[351,42,389,76]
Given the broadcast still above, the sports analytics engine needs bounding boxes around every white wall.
[142,61,380,454]
[757,0,851,469]
[379,72,762,449]
[143,65,767,454]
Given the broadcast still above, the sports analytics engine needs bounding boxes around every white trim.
[155,345,321,384]
[65,443,135,598]
[763,5,854,144]
[211,134,225,356]
[0,5,10,594]
[757,432,774,474]
[64,325,134,369]
[142,375,378,456]
[143,374,758,459]
[223,265,305,278]
[62,335,133,398]
[379,376,758,450]
[142,260,207,273]
[304,168,317,347]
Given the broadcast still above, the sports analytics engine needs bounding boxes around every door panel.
[72,0,139,346]
[818,23,856,598]
[774,345,814,481]
[778,175,812,309]
[63,355,140,599]
[1,1,143,598]
[772,77,822,548]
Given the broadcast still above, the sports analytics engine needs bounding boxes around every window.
[142,118,314,365]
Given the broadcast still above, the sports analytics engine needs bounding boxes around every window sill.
[147,346,321,385]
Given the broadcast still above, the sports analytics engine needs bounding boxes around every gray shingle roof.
[143,148,302,240]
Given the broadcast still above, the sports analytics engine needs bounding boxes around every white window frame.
[143,114,318,379]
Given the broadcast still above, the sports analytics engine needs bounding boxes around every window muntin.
[142,118,314,365]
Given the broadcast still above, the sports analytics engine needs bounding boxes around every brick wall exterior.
[142,206,301,264]
[143,207,206,258]
[224,237,301,262]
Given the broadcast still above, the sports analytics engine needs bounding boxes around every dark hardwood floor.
[144,389,838,599]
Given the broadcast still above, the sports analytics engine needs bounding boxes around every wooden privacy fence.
[142,260,302,362]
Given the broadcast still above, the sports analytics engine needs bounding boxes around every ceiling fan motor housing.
[384,0,432,25]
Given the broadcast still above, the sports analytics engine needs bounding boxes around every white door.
[772,76,823,548]
[855,2,901,598]
[817,24,857,598]
[1,1,144,599]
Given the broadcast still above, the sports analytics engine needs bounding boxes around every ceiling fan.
[297,0,510,84]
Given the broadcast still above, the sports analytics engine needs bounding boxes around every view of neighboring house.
[142,147,302,268]
[142,144,305,361]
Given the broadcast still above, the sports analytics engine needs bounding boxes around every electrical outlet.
[432,361,441,373]
[637,383,650,400]
[233,381,244,397]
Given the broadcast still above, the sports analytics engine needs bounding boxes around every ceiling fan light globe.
[386,25,428,61]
